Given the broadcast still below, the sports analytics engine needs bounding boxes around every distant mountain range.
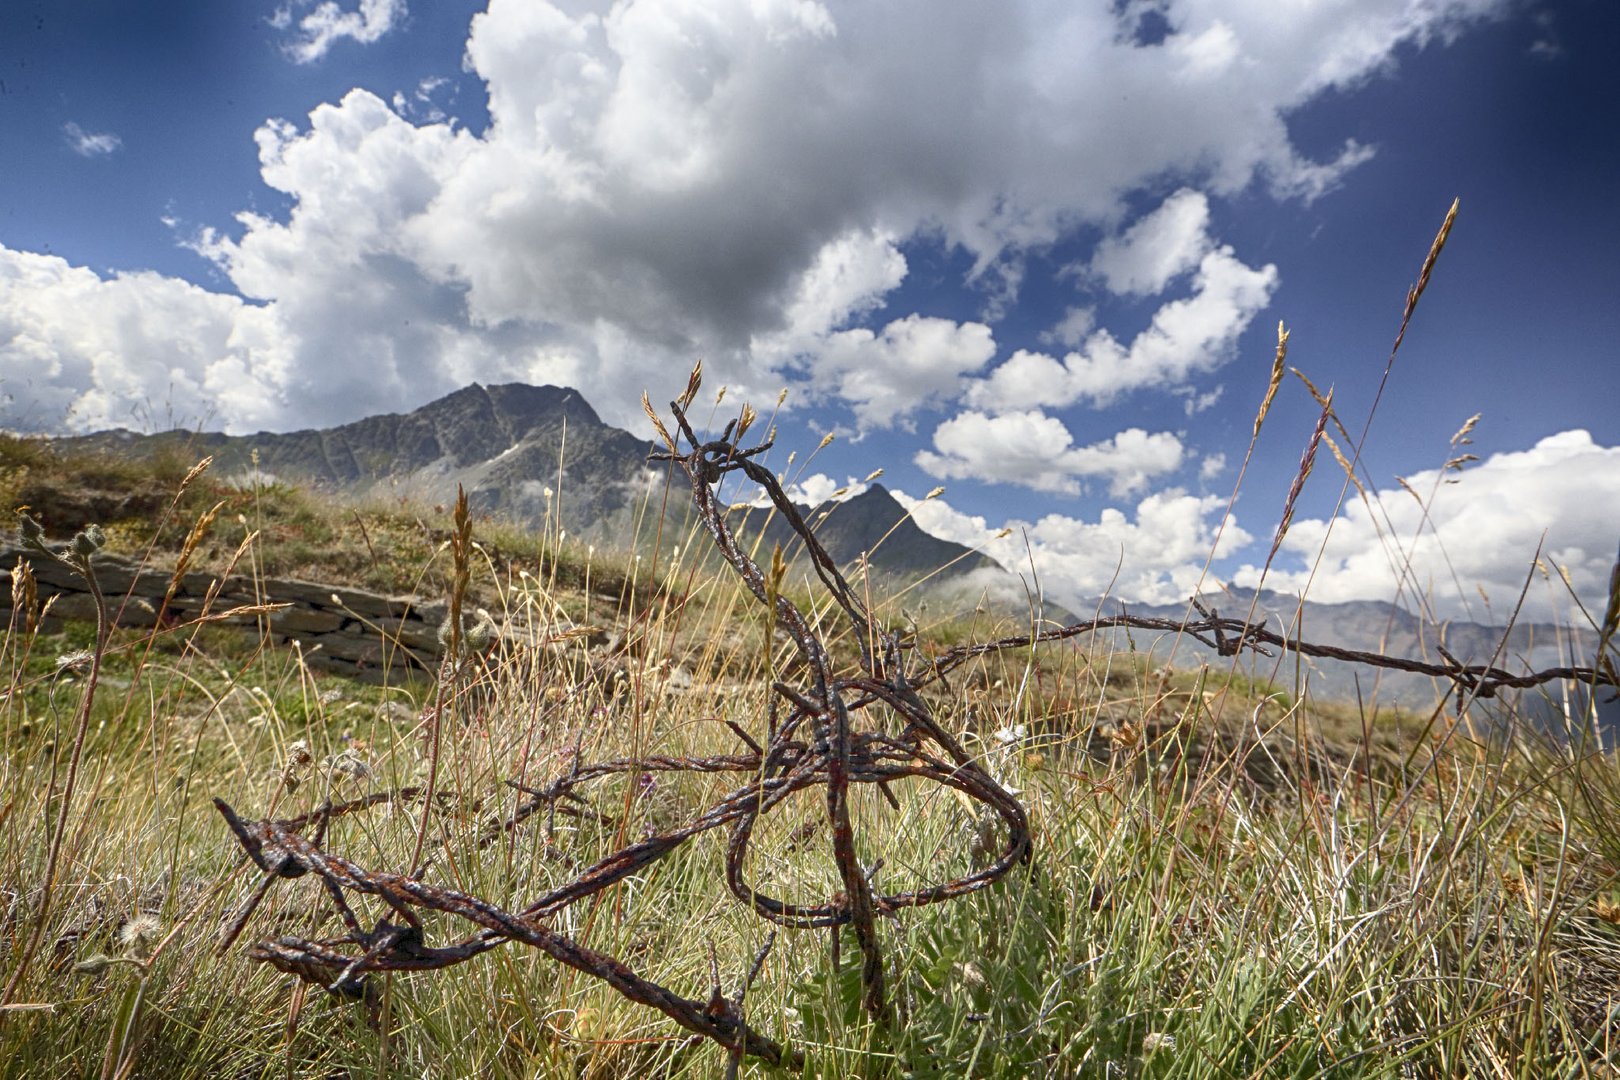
[56,382,1008,596]
[64,383,654,540]
[1075,587,1611,725]
[52,382,1611,718]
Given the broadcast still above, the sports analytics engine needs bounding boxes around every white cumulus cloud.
[2,0,1509,435]
[278,0,406,64]
[0,247,289,432]
[739,471,870,509]
[967,245,1277,412]
[1232,430,1620,623]
[1042,305,1095,348]
[62,122,122,157]
[916,410,1185,496]
[1089,188,1212,296]
[897,486,1252,609]
[811,315,996,430]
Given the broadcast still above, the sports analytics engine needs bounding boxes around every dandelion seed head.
[1142,1032,1177,1054]
[119,913,162,957]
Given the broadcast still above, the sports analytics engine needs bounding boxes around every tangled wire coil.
[215,387,1033,1069]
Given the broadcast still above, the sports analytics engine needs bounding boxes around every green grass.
[3,418,1620,1079]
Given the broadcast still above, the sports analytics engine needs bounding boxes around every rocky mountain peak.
[733,482,1000,582]
[48,382,1009,606]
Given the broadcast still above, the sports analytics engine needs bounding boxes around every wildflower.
[1142,1033,1176,1055]
[324,748,374,783]
[282,739,313,791]
[952,960,988,989]
[437,607,498,655]
[465,608,498,651]
[1105,721,1142,750]
[18,510,49,555]
[992,724,1027,746]
[69,523,105,558]
[119,913,162,960]
[74,954,115,976]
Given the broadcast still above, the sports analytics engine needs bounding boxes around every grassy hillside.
[3,407,1620,1080]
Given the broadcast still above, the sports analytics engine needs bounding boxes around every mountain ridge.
[47,381,1606,716]
[1073,585,1608,722]
[52,382,1013,596]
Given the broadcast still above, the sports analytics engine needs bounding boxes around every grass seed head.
[677,359,703,410]
[1252,320,1289,439]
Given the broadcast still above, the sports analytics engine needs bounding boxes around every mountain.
[1072,585,1612,723]
[52,382,1013,597]
[728,485,998,578]
[44,384,1609,719]
[61,383,659,540]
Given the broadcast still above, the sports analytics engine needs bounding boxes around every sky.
[1,0,1616,627]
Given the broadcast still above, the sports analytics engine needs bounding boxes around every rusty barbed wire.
[214,387,1615,1069]
[214,389,1033,1068]
[914,595,1616,704]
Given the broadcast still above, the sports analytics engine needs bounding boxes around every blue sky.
[1,0,1616,625]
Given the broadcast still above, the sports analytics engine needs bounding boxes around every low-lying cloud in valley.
[1232,430,1620,625]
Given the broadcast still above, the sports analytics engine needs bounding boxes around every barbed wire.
[215,393,1033,1067]
[215,389,1615,1068]
[917,595,1616,703]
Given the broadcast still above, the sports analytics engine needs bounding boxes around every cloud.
[1270,140,1378,202]
[811,315,996,430]
[277,0,405,64]
[739,471,870,508]
[62,122,122,157]
[1180,384,1224,416]
[1527,10,1563,60]
[0,246,288,432]
[916,410,1184,496]
[1089,188,1211,296]
[754,234,991,428]
[392,76,453,123]
[897,486,1252,608]
[1231,430,1620,623]
[966,246,1277,412]
[771,229,908,344]
[3,0,1509,435]
[1041,306,1095,348]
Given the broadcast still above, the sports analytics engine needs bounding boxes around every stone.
[270,607,348,634]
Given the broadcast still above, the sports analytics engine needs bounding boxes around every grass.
[3,427,1618,1080]
[4,207,1620,1077]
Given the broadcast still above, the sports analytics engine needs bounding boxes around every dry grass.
[2,200,1619,1078]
